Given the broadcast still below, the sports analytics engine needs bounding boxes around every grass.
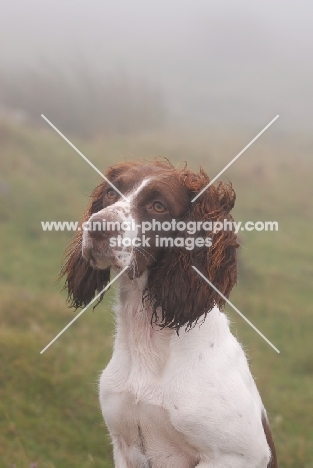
[0,119,312,467]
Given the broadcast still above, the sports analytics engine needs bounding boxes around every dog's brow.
[127,178,151,201]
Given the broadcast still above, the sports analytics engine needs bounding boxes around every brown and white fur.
[62,159,277,468]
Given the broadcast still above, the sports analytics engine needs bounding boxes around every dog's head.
[62,159,239,330]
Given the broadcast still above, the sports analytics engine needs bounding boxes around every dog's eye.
[152,201,167,213]
[107,189,116,199]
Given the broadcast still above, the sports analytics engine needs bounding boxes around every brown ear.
[146,171,239,331]
[60,182,111,308]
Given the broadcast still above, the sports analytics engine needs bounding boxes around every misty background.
[1,0,312,137]
[1,2,313,466]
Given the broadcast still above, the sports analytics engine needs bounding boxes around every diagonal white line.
[192,266,280,353]
[41,114,129,201]
[191,115,279,202]
[40,266,129,354]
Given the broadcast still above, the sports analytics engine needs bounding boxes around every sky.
[1,0,312,132]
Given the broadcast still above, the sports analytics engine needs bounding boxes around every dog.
[62,159,277,467]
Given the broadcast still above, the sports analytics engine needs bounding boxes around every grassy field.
[0,120,312,467]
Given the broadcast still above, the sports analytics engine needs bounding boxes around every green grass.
[0,120,312,467]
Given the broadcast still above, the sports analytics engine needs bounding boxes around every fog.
[1,0,312,134]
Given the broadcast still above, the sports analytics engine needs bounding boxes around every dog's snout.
[88,216,107,240]
[88,212,118,240]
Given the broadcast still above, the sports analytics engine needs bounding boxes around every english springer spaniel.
[62,159,277,467]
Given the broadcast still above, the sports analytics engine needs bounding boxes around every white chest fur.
[99,276,271,468]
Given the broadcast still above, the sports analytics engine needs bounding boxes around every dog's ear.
[146,170,239,331]
[60,182,111,308]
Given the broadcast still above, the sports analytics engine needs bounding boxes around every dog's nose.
[87,215,114,240]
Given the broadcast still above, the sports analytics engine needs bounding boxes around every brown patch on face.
[128,171,191,277]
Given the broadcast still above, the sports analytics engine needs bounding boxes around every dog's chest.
[99,321,199,467]
[100,382,193,456]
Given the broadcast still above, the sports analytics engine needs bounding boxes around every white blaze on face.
[121,178,151,244]
[107,178,151,269]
